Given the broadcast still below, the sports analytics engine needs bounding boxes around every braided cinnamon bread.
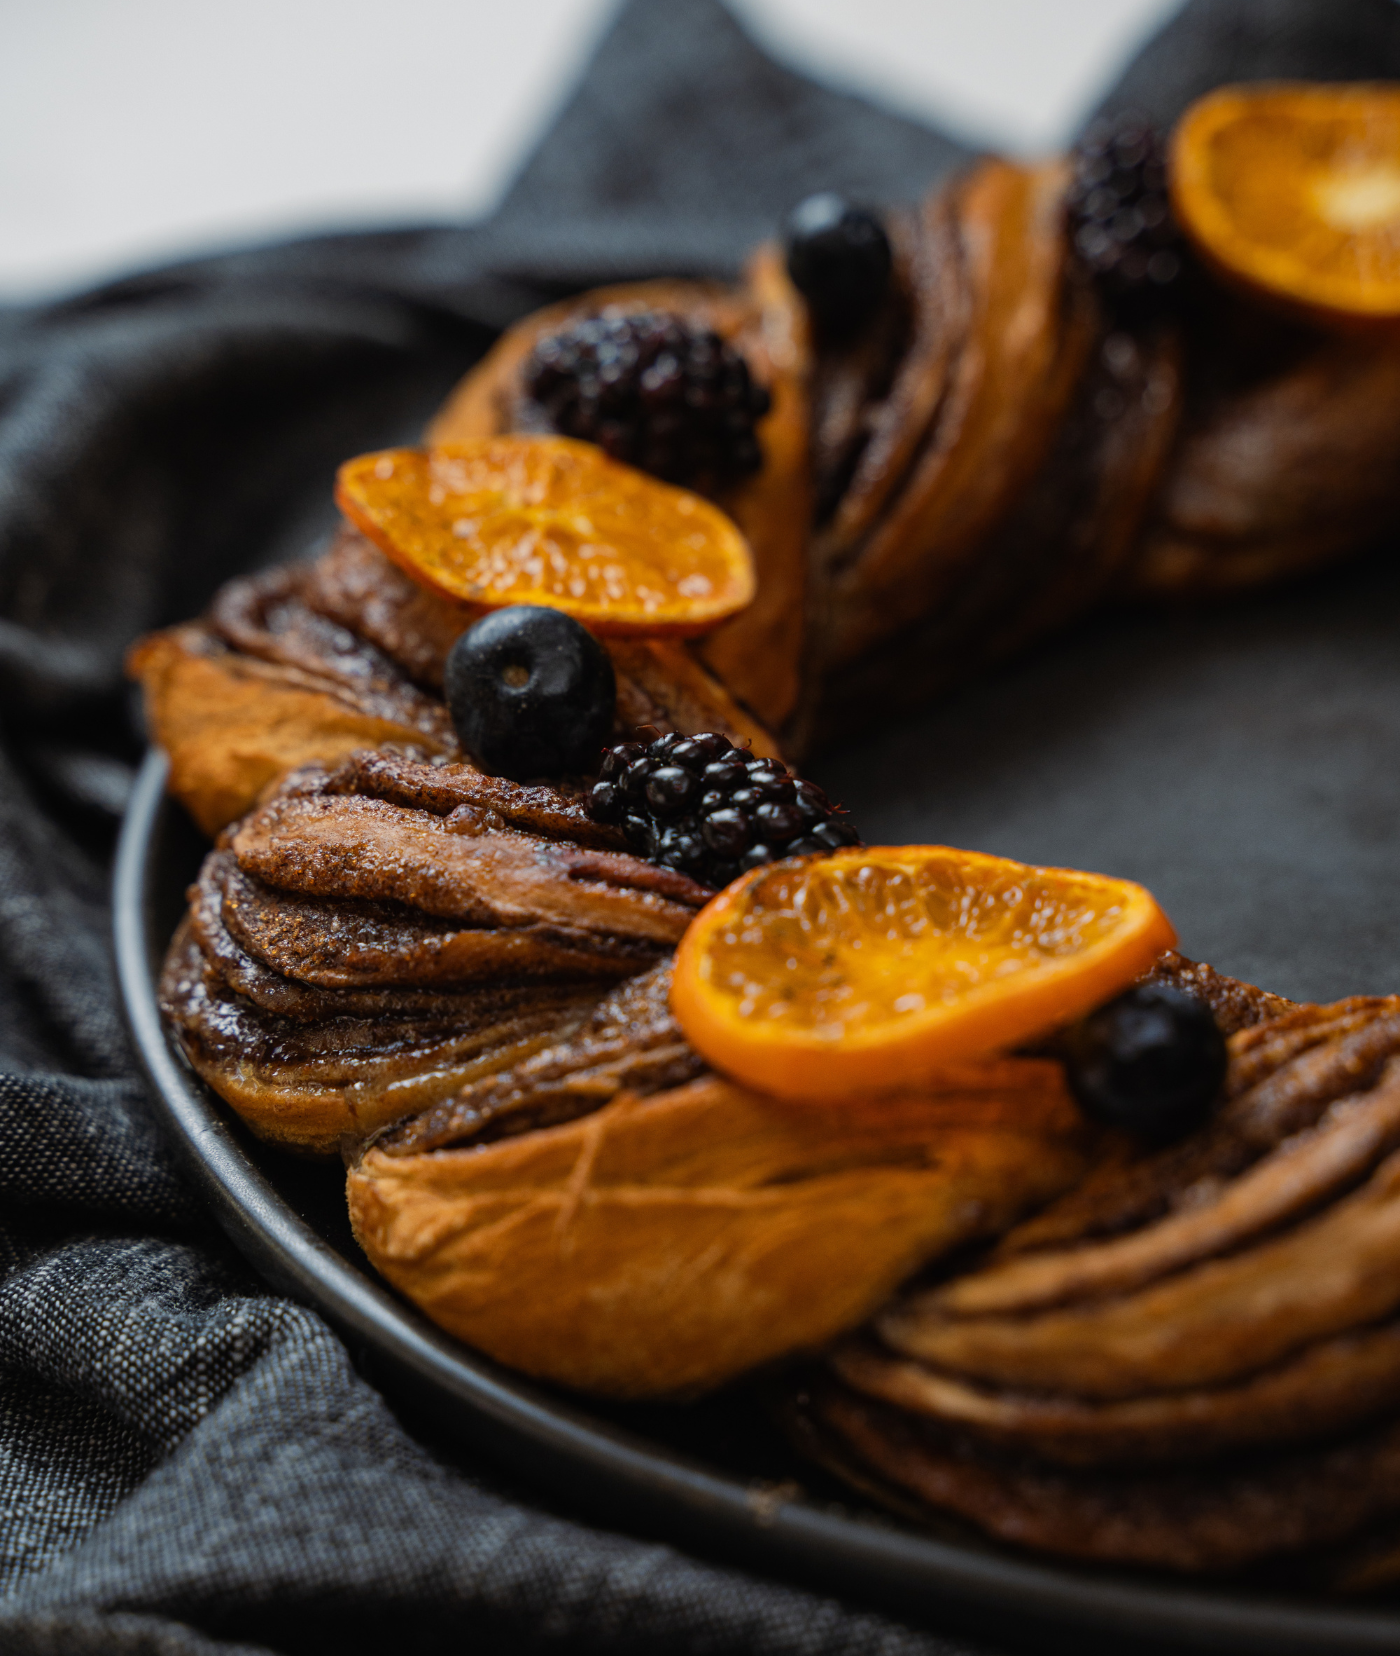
[162,747,709,1151]
[430,155,1400,750]
[792,984,1400,1579]
[125,112,1400,1587]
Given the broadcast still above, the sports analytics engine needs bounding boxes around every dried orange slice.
[335,435,755,636]
[1171,83,1400,322]
[671,846,1176,1103]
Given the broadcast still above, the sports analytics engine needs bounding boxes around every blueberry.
[1063,984,1227,1143]
[740,843,775,870]
[445,605,614,781]
[784,194,893,338]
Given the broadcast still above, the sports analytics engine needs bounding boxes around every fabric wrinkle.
[0,0,1394,1650]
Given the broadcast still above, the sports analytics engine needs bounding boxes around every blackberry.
[523,309,771,494]
[1066,112,1184,305]
[587,731,860,888]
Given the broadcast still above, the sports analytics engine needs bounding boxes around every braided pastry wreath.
[130,91,1400,1586]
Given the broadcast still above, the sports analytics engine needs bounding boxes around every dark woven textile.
[1,2,1398,1652]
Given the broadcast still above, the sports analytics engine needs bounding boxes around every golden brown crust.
[993,996,1400,1261]
[605,636,782,760]
[301,525,483,691]
[428,275,813,730]
[1126,304,1400,597]
[347,1063,1092,1398]
[820,160,1094,675]
[161,916,600,1154]
[161,752,705,1153]
[188,850,622,1019]
[1143,948,1295,1034]
[880,1140,1400,1399]
[813,200,961,564]
[230,792,704,943]
[693,247,813,729]
[805,208,918,524]
[831,1317,1400,1469]
[316,745,623,849]
[924,1075,1400,1325]
[800,1377,1400,1574]
[126,625,457,837]
[376,959,703,1154]
[969,319,1184,660]
[803,315,1183,744]
[811,988,1400,1570]
[215,858,658,989]
[129,529,780,835]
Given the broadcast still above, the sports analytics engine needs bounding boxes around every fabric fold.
[2,0,1399,1650]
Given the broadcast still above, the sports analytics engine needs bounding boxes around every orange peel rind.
[671,845,1177,1103]
[1171,82,1400,324]
[334,435,756,637]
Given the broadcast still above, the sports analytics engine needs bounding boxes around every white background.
[1,0,1181,303]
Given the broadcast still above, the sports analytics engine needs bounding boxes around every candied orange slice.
[671,846,1176,1103]
[1171,83,1400,322]
[335,435,755,636]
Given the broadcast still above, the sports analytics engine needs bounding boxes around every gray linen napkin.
[1,1,1397,1651]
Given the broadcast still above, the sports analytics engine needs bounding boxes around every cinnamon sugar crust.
[814,978,1400,1576]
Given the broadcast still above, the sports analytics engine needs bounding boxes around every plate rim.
[114,746,1400,1655]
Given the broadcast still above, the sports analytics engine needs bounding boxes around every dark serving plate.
[115,546,1400,1653]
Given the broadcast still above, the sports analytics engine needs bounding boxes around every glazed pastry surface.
[162,750,710,1153]
[125,129,1400,1585]
[800,988,1400,1577]
[428,157,1400,753]
[348,1057,1092,1398]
